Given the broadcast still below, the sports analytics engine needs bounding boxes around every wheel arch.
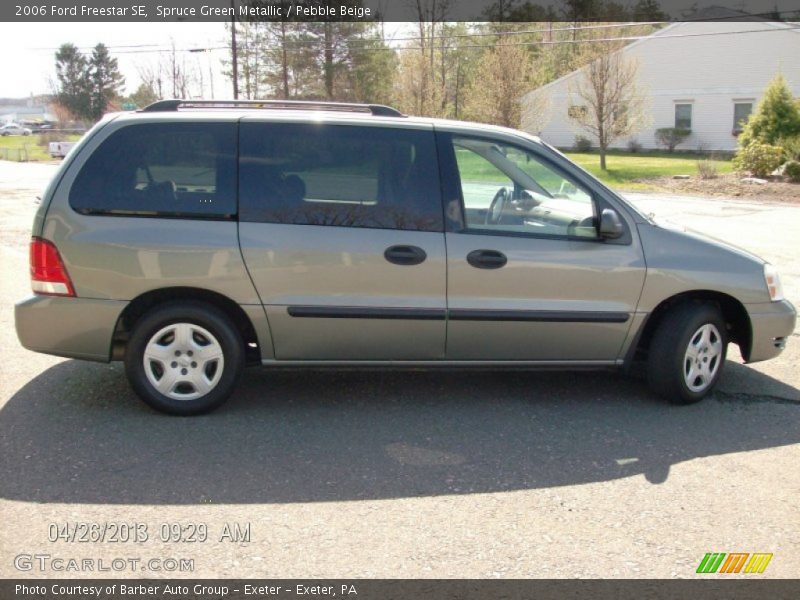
[631,290,752,363]
[111,287,262,365]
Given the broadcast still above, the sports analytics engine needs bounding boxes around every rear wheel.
[647,303,728,404]
[124,302,244,415]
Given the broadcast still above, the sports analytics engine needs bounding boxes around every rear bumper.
[745,299,797,363]
[15,295,127,362]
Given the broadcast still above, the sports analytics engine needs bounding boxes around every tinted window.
[70,123,236,218]
[239,123,443,231]
[453,136,597,239]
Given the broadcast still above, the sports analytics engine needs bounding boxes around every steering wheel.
[485,187,509,225]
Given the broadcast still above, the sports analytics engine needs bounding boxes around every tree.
[89,43,124,119]
[127,83,159,108]
[568,49,647,169]
[738,73,800,148]
[55,43,92,121]
[464,41,534,127]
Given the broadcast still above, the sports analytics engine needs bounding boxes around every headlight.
[764,264,784,301]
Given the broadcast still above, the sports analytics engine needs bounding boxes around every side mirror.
[599,208,624,239]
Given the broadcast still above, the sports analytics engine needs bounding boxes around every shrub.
[776,134,800,161]
[696,159,719,179]
[738,74,800,148]
[732,142,784,177]
[655,127,691,152]
[784,160,800,183]
[573,135,592,152]
[627,139,643,153]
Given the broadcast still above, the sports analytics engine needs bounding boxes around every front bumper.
[15,295,128,362]
[744,299,797,363]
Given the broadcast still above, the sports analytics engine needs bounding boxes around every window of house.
[69,123,237,218]
[674,103,692,130]
[238,123,443,232]
[568,105,587,119]
[733,102,753,133]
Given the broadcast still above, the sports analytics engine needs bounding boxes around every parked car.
[1,123,32,136]
[48,141,77,158]
[15,100,796,415]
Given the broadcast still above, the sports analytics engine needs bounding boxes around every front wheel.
[124,302,244,415]
[647,303,728,404]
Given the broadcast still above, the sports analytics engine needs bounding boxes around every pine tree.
[55,43,92,121]
[89,43,124,120]
[738,74,800,148]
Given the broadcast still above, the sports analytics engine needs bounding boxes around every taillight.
[29,237,75,297]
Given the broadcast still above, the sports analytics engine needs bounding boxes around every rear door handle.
[467,249,507,269]
[384,245,427,266]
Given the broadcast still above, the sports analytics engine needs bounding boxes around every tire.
[647,302,728,405]
[124,302,244,415]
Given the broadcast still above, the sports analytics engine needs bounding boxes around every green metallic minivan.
[15,100,796,415]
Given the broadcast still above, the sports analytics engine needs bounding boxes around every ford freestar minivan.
[15,100,796,415]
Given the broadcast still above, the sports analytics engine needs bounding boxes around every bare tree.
[568,49,647,170]
[463,40,534,128]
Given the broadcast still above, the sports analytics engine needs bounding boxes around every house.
[0,96,56,124]
[521,19,800,152]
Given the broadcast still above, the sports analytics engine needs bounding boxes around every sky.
[0,21,412,101]
[0,22,232,99]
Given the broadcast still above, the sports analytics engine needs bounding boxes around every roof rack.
[140,99,406,118]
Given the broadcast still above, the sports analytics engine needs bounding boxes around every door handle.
[467,249,507,269]
[384,245,427,266]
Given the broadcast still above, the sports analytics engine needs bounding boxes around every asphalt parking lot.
[0,161,798,578]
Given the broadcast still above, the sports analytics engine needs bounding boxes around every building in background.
[522,20,800,152]
[0,96,56,124]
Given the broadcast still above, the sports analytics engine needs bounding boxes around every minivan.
[15,100,796,415]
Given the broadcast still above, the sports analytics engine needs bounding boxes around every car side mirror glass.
[599,208,624,239]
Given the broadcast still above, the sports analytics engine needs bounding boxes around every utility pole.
[230,0,239,99]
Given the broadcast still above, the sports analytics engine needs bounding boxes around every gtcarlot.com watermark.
[14,553,194,573]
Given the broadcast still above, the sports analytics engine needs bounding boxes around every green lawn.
[454,144,733,192]
[0,133,83,162]
[564,150,733,190]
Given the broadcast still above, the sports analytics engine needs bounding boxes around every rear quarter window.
[69,122,237,219]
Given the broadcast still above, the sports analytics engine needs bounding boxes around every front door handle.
[384,245,427,266]
[467,249,507,269]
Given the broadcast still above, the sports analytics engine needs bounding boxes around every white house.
[521,20,800,152]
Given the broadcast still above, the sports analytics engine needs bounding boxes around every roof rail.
[140,99,406,118]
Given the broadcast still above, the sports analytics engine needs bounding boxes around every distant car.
[0,123,32,136]
[49,141,77,158]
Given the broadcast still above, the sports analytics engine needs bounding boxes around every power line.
[98,23,800,54]
[26,21,662,52]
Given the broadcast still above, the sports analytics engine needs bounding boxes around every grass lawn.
[0,133,82,162]
[563,150,733,190]
[454,144,734,193]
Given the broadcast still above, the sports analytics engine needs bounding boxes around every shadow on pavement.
[1,360,798,504]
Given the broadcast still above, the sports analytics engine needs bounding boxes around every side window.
[452,136,597,239]
[239,123,443,232]
[70,123,236,218]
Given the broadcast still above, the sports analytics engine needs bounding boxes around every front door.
[440,132,646,361]
[238,120,447,360]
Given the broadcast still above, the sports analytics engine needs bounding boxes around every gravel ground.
[0,162,798,579]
